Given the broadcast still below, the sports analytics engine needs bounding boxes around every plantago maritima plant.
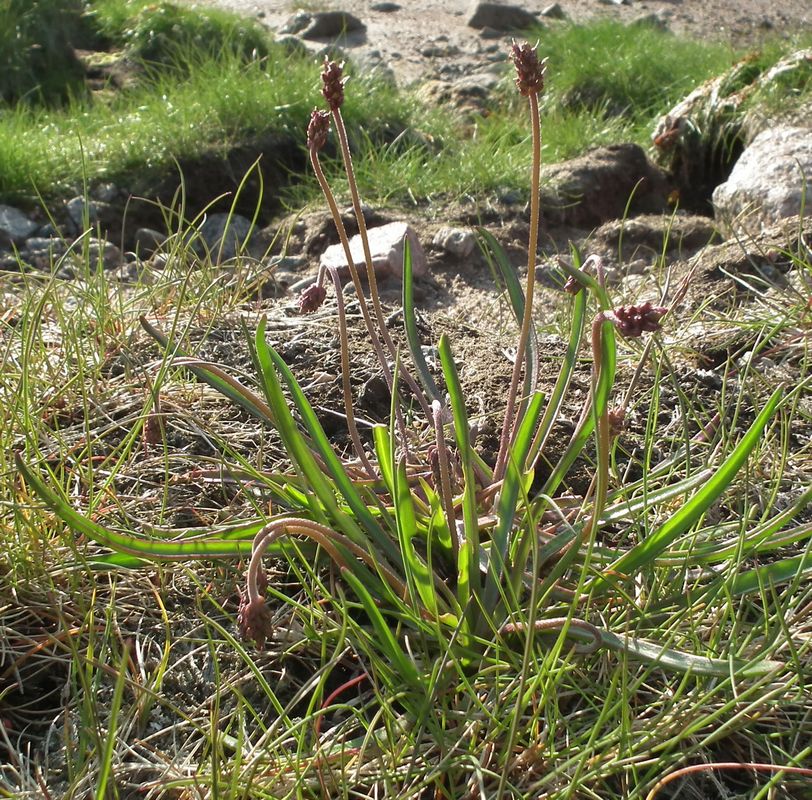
[17,43,808,715]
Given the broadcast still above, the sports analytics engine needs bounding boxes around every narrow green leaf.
[726,549,812,597]
[477,228,538,397]
[438,334,481,611]
[402,237,441,402]
[394,458,439,617]
[140,316,275,425]
[340,567,420,687]
[596,387,784,589]
[483,391,545,613]
[260,327,401,566]
[16,454,253,560]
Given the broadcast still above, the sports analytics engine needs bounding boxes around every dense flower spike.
[237,591,274,649]
[298,282,327,314]
[307,108,331,152]
[321,58,346,111]
[510,41,546,96]
[605,302,668,337]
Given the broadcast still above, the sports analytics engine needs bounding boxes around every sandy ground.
[184,0,811,85]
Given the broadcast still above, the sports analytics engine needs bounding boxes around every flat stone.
[371,1,401,11]
[467,2,540,30]
[432,226,476,259]
[713,126,812,237]
[0,205,38,245]
[319,221,426,282]
[301,11,365,40]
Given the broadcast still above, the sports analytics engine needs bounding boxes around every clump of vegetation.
[15,44,811,798]
[0,0,88,105]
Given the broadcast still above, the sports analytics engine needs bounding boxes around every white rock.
[432,226,476,258]
[713,126,812,237]
[320,221,426,281]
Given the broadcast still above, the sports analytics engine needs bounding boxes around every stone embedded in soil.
[466,2,541,31]
[371,1,401,11]
[713,125,812,238]
[541,143,670,226]
[319,221,426,282]
[298,11,365,40]
[66,196,110,230]
[134,227,167,258]
[0,204,37,245]
[541,3,568,18]
[432,226,476,258]
[193,212,253,262]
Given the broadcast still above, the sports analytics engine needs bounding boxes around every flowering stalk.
[307,107,410,448]
[327,265,377,479]
[239,517,410,648]
[582,302,667,545]
[320,60,432,423]
[432,400,458,559]
[494,42,547,482]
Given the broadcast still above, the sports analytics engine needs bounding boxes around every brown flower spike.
[298,282,327,314]
[307,108,331,152]
[510,41,546,96]
[237,590,274,650]
[321,59,346,111]
[605,302,668,338]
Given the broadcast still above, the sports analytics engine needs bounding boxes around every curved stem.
[494,91,541,482]
[247,517,410,604]
[500,616,602,654]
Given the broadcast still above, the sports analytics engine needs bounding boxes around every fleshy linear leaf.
[402,237,441,402]
[140,316,276,426]
[595,386,784,590]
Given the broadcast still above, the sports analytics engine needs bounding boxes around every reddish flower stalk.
[494,41,546,482]
[240,517,410,648]
[320,59,432,423]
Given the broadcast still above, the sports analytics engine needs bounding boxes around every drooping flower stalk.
[494,42,547,482]
[240,517,410,648]
[320,60,432,422]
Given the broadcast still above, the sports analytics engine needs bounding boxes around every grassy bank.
[4,2,806,209]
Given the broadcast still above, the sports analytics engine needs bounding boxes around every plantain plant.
[18,44,810,710]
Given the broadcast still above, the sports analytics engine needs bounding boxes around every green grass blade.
[597,387,784,588]
[483,390,545,614]
[139,315,276,425]
[477,228,538,396]
[95,644,129,800]
[438,334,481,611]
[402,237,441,402]
[260,326,402,566]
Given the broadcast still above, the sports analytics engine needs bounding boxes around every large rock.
[293,11,366,40]
[194,213,253,262]
[541,143,670,226]
[652,49,812,210]
[713,126,812,237]
[467,2,540,31]
[319,221,426,282]
[0,205,38,246]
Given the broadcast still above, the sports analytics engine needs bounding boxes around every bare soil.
[186,0,811,86]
